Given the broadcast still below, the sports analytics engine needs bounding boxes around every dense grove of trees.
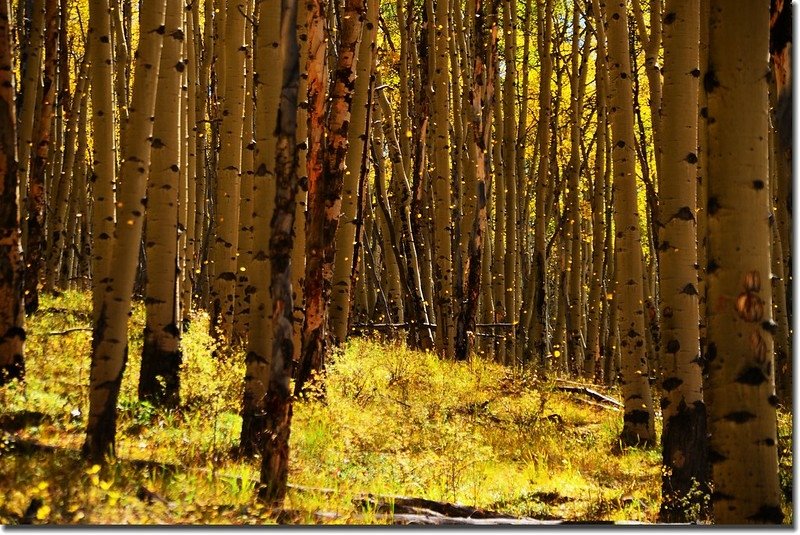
[0,0,791,524]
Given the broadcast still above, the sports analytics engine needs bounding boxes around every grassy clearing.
[0,290,792,524]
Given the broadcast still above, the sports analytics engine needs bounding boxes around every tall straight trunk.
[430,0,454,359]
[704,1,782,524]
[138,0,184,407]
[330,0,378,344]
[296,0,365,395]
[258,0,299,505]
[240,0,281,458]
[524,0,552,367]
[16,1,43,242]
[181,0,198,325]
[89,0,117,314]
[631,0,663,183]
[501,0,517,358]
[455,0,496,362]
[657,0,708,522]
[606,0,655,445]
[209,0,247,340]
[566,1,589,374]
[291,1,310,365]
[84,0,168,461]
[585,0,608,379]
[491,71,506,364]
[23,0,58,314]
[234,0,255,344]
[0,0,25,386]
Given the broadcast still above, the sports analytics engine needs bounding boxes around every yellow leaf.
[37,482,49,491]
[99,480,112,490]
[86,464,101,475]
[36,505,50,520]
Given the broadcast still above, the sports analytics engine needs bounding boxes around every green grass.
[0,290,792,525]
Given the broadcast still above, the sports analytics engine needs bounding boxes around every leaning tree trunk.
[657,0,708,522]
[0,0,25,386]
[704,0,782,524]
[258,0,300,506]
[295,0,365,395]
[138,0,184,407]
[83,0,168,462]
[606,0,655,446]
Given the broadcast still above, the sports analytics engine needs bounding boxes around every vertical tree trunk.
[330,0,378,344]
[296,0,365,394]
[84,0,168,461]
[606,0,655,445]
[209,0,247,340]
[657,0,708,522]
[0,0,25,385]
[138,0,184,407]
[240,0,281,457]
[23,0,58,314]
[258,0,300,505]
[704,0,782,523]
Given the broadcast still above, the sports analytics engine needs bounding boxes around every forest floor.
[0,290,793,525]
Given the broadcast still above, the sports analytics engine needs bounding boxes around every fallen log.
[554,380,623,408]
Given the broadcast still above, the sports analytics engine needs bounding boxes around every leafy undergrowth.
[0,290,792,525]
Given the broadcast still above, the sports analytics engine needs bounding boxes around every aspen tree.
[139,0,184,406]
[631,0,663,182]
[455,0,496,361]
[705,0,782,523]
[46,58,88,290]
[330,0,378,344]
[234,0,255,344]
[585,0,609,379]
[606,0,655,445]
[657,0,707,521]
[296,0,365,394]
[566,0,589,374]
[16,1,43,239]
[376,86,434,349]
[0,0,25,386]
[84,0,168,461]
[240,0,281,458]
[181,0,198,325]
[290,0,309,365]
[491,69,506,364]
[501,0,517,358]
[209,0,247,340]
[524,0,553,367]
[431,0,454,359]
[23,0,57,314]
[258,0,299,505]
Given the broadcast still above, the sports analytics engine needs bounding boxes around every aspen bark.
[430,0,454,359]
[23,0,58,314]
[258,0,299,505]
[84,0,168,461]
[657,0,707,521]
[330,0,378,344]
[209,0,247,340]
[240,0,281,458]
[704,0,782,523]
[296,0,364,394]
[606,0,655,445]
[0,0,25,386]
[138,0,184,407]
